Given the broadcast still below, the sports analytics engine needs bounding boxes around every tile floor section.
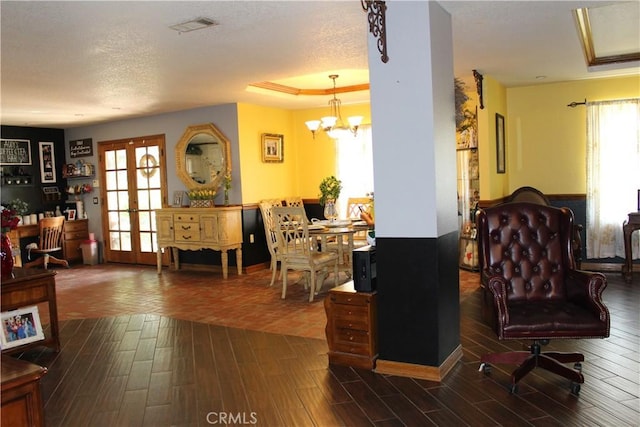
[41,264,481,341]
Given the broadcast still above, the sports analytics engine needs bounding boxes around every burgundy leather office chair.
[476,202,609,395]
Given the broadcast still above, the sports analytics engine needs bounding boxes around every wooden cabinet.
[155,206,243,279]
[324,281,378,370]
[1,356,47,427]
[62,219,89,263]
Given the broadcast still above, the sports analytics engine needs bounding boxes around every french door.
[98,135,168,265]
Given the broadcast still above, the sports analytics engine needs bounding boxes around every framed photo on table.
[0,306,45,350]
[67,209,76,221]
[39,141,57,183]
[262,133,284,163]
[495,113,506,174]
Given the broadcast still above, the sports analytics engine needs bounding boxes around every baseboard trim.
[374,345,463,382]
[582,262,640,272]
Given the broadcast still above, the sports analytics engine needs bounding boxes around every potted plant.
[319,176,342,206]
[319,176,342,221]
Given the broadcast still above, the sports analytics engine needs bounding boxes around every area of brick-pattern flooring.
[38,264,481,341]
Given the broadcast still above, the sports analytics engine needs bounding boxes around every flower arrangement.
[319,175,342,206]
[223,173,232,205]
[1,206,20,233]
[187,189,217,200]
[188,189,216,207]
[9,198,29,216]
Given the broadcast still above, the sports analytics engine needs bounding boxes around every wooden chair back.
[36,216,65,252]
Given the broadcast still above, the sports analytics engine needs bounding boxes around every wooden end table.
[1,268,60,354]
[622,212,640,284]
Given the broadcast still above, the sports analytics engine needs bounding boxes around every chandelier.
[305,75,363,140]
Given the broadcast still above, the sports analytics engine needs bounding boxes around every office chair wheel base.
[573,362,582,372]
[509,384,518,394]
[570,382,581,396]
[479,363,491,374]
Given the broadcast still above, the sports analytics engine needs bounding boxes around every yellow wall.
[237,102,371,203]
[238,75,638,204]
[476,75,507,201]
[292,103,371,199]
[504,75,639,196]
[236,103,296,203]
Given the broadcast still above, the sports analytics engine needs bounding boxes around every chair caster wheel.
[573,362,582,372]
[479,363,491,374]
[510,384,518,394]
[571,382,581,396]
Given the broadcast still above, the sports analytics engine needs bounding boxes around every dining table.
[308,219,371,279]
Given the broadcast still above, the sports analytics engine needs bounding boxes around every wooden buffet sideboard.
[155,206,243,279]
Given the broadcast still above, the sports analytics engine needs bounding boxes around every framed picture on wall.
[39,141,57,183]
[261,133,284,163]
[495,113,506,174]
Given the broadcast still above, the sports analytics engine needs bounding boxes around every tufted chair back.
[477,202,575,304]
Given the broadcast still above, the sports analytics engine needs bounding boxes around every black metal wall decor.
[473,69,484,110]
[361,0,388,63]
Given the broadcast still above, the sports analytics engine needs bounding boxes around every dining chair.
[258,199,284,287]
[345,197,373,248]
[272,206,339,302]
[23,216,69,269]
[284,196,304,208]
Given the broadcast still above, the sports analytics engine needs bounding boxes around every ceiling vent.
[170,17,217,33]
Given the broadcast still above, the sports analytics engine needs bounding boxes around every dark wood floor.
[13,272,639,426]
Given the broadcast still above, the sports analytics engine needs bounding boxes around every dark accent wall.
[1,125,66,214]
[376,231,460,366]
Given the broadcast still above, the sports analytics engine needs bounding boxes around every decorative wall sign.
[261,133,284,163]
[39,141,57,183]
[0,139,31,165]
[69,138,94,158]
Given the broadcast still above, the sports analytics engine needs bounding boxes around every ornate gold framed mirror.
[175,123,231,191]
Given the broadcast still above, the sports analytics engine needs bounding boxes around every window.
[586,98,640,259]
[336,125,374,217]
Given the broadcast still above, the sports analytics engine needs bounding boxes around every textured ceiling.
[1,1,638,129]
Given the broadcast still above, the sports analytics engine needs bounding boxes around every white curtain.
[586,98,640,259]
[336,125,374,217]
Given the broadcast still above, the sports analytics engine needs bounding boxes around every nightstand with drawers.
[324,281,378,370]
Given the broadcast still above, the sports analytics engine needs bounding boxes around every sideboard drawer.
[174,228,200,242]
[174,213,199,223]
